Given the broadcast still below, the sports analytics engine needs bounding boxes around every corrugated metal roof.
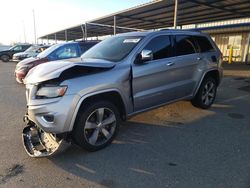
[39,0,250,41]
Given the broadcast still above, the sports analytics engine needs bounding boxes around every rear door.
[169,35,201,97]
[194,35,219,63]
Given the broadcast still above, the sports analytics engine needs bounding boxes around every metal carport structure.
[39,0,250,42]
[42,23,143,42]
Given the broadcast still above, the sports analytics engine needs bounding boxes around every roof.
[39,0,250,41]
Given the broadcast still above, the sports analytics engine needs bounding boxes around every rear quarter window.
[195,36,215,53]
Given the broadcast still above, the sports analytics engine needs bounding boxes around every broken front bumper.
[22,117,70,158]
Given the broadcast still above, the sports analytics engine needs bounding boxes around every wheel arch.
[68,89,127,132]
[194,69,220,96]
[0,54,11,61]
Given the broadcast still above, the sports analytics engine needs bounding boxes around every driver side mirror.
[136,49,153,64]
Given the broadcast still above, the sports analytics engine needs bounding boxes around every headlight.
[36,85,67,99]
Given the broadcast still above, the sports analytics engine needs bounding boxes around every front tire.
[0,55,10,62]
[73,100,120,152]
[191,77,217,109]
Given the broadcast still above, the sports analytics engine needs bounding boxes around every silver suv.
[22,30,223,157]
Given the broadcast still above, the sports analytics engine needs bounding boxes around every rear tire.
[73,100,120,152]
[191,77,217,109]
[0,55,10,62]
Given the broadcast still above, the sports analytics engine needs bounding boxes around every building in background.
[184,18,250,63]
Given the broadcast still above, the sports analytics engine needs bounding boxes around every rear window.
[195,36,214,53]
[175,35,197,56]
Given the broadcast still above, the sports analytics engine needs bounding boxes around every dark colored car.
[12,45,50,62]
[0,44,31,62]
[15,41,99,83]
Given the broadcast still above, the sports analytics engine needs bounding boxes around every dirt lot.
[0,62,250,188]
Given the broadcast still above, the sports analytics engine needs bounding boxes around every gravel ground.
[0,62,250,188]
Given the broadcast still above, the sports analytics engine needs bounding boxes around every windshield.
[37,44,61,58]
[9,46,17,50]
[81,36,143,62]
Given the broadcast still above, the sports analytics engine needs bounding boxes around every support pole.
[81,25,85,41]
[85,23,88,40]
[114,16,117,35]
[55,33,57,44]
[65,30,68,42]
[173,0,178,29]
[32,9,37,44]
[228,46,233,64]
[243,32,250,64]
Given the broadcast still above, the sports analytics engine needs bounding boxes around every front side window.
[22,45,30,51]
[48,44,78,60]
[175,35,197,56]
[81,36,143,62]
[144,35,173,60]
[37,44,61,58]
[195,36,214,53]
[55,44,78,59]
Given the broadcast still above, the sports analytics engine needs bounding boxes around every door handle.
[166,62,175,66]
[197,57,202,60]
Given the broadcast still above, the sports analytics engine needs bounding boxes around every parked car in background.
[15,41,99,83]
[22,30,223,157]
[12,45,50,62]
[0,44,31,62]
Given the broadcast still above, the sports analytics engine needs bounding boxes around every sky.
[0,0,151,45]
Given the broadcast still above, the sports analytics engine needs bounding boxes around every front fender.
[67,88,128,132]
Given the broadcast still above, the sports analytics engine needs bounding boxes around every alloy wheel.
[201,81,216,106]
[84,107,116,146]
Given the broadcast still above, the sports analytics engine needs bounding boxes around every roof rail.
[182,29,202,33]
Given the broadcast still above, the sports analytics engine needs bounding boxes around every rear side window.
[175,35,197,56]
[144,35,173,60]
[195,36,214,53]
[79,43,96,54]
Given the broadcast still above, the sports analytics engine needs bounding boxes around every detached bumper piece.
[22,122,70,158]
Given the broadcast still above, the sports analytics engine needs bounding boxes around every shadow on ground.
[49,73,250,188]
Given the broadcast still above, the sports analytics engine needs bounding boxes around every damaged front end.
[22,59,117,157]
[22,116,70,158]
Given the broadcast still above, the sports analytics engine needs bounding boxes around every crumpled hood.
[24,58,116,84]
[17,57,38,66]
